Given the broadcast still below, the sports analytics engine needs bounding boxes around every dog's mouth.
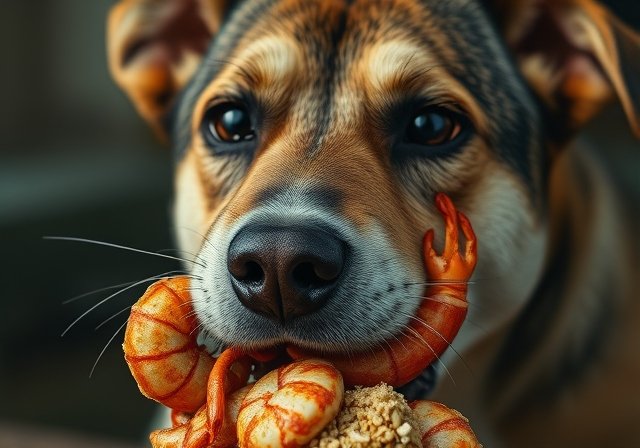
[197,263,462,394]
[250,347,439,399]
[200,292,446,399]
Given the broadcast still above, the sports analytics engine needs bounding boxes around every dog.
[107,0,640,446]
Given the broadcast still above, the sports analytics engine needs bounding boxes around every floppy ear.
[486,0,640,141]
[107,0,235,137]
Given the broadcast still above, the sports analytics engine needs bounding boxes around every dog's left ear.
[486,0,640,140]
[108,0,236,138]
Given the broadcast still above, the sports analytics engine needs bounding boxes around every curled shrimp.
[288,193,477,387]
[411,400,482,448]
[123,279,251,447]
[236,359,344,447]
[123,277,216,413]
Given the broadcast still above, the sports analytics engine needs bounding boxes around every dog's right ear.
[108,0,235,138]
[485,0,640,141]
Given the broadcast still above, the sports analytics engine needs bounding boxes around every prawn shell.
[286,291,467,388]
[237,359,344,448]
[123,277,214,413]
[410,401,482,448]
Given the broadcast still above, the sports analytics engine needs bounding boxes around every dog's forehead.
[172,0,541,193]
[200,0,496,93]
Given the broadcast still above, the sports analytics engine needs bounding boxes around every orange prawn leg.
[146,346,251,447]
[423,192,477,298]
[205,347,251,443]
[410,401,482,448]
[210,385,254,448]
[123,277,215,413]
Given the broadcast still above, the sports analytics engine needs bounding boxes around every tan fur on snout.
[178,123,428,271]
[228,135,425,260]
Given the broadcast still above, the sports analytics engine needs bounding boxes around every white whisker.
[190,322,206,337]
[63,280,142,305]
[43,236,206,268]
[95,305,132,331]
[89,319,129,378]
[156,248,207,266]
[383,329,409,354]
[402,312,472,375]
[461,318,489,332]
[402,295,487,311]
[402,326,456,386]
[178,226,217,252]
[61,270,183,337]
[62,272,198,305]
[405,280,476,286]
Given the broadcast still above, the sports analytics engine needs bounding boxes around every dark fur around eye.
[201,102,258,155]
[397,106,473,158]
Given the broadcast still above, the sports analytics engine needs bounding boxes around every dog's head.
[108,0,639,372]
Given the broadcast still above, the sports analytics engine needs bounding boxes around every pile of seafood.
[123,194,481,447]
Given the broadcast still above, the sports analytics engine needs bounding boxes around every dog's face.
[169,0,547,355]
[108,0,639,371]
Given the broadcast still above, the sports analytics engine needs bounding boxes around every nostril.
[291,261,340,289]
[292,262,317,289]
[243,261,264,284]
[229,258,264,284]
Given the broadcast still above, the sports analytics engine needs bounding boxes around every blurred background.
[0,1,638,447]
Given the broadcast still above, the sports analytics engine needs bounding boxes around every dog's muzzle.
[227,224,348,323]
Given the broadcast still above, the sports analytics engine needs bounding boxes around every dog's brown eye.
[406,108,463,146]
[203,103,255,144]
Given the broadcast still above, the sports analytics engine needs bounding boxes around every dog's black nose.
[227,225,346,323]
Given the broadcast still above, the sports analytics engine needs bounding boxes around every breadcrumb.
[307,384,422,448]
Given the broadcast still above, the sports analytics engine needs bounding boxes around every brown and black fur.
[108,0,640,446]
